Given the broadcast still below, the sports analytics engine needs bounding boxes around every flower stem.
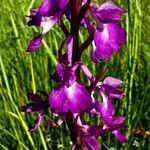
[88,62,108,93]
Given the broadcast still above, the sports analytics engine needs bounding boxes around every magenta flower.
[70,115,103,149]
[49,81,92,113]
[89,2,127,62]
[89,77,127,143]
[22,1,127,149]
[101,76,125,99]
[49,36,92,113]
[27,0,69,51]
[21,93,48,131]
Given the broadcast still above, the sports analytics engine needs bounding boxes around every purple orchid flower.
[49,36,92,113]
[21,93,48,131]
[27,0,69,51]
[89,77,127,143]
[101,76,126,99]
[49,80,92,113]
[88,2,127,62]
[22,0,128,149]
[96,94,126,143]
[69,114,103,150]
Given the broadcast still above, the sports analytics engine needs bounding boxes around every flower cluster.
[22,0,127,149]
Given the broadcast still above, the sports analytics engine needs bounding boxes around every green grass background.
[0,0,150,149]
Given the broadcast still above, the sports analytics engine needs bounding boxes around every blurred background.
[0,0,150,149]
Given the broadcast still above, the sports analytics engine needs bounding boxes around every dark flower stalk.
[22,0,127,149]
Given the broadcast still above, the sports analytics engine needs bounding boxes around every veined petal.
[38,0,69,16]
[83,136,101,150]
[27,15,59,51]
[98,92,115,122]
[49,82,92,113]
[80,64,95,82]
[83,125,104,138]
[38,0,53,16]
[108,116,125,131]
[28,9,61,29]
[29,113,44,131]
[92,23,126,61]
[90,2,126,23]
[113,128,127,143]
[21,93,48,113]
[56,63,76,86]
[41,15,60,34]
[27,34,44,52]
[87,101,101,115]
[54,62,82,87]
[91,39,112,62]
[103,77,123,88]
[27,0,69,51]
[104,23,126,50]
[99,2,126,13]
[70,145,76,150]
[100,76,125,99]
[102,84,125,99]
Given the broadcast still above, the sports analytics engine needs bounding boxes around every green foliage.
[0,0,150,149]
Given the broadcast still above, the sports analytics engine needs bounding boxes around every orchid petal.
[99,92,115,122]
[113,128,127,143]
[102,84,125,99]
[83,136,101,150]
[27,34,43,52]
[92,23,126,61]
[109,116,125,131]
[103,77,123,88]
[90,2,127,23]
[27,93,43,103]
[29,113,44,131]
[49,82,92,113]
[27,0,69,51]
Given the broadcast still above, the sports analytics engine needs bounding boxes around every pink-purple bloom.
[89,2,127,62]
[49,81,92,113]
[49,36,92,113]
[22,0,127,149]
[27,0,69,51]
[21,93,48,131]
